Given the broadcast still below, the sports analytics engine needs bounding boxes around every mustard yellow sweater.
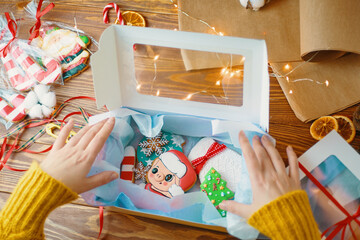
[0,162,320,240]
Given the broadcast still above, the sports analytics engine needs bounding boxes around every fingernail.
[287,145,293,152]
[219,201,227,210]
[262,134,269,142]
[107,117,115,124]
[110,172,118,180]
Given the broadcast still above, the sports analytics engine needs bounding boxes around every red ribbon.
[97,206,104,240]
[299,162,360,240]
[28,0,55,42]
[191,142,227,174]
[0,134,24,172]
[0,13,17,57]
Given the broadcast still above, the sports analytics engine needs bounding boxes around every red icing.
[144,183,167,197]
[167,150,197,192]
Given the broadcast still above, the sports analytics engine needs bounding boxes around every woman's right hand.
[219,131,301,219]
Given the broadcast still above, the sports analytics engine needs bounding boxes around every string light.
[289,90,293,94]
[284,64,290,70]
[154,55,160,61]
[136,84,141,90]
[156,90,160,96]
[216,80,221,85]
[169,0,224,36]
[184,93,193,100]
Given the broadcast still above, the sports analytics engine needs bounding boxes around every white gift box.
[90,25,269,236]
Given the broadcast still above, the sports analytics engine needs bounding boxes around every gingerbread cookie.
[137,131,185,167]
[145,150,197,198]
[120,146,136,182]
[0,93,26,122]
[200,167,234,217]
[32,27,91,81]
[188,137,242,191]
[0,43,62,91]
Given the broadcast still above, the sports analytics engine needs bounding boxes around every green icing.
[61,49,84,64]
[46,26,60,35]
[79,35,90,45]
[200,167,235,217]
[137,132,185,167]
[63,63,88,80]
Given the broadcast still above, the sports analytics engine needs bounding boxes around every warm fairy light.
[325,80,329,87]
[136,84,141,90]
[289,89,293,94]
[225,70,229,75]
[174,4,178,7]
[284,64,290,70]
[154,55,160,61]
[230,72,234,77]
[174,28,178,31]
[219,32,224,36]
[216,80,221,85]
[221,68,227,75]
[286,76,289,82]
[184,93,193,100]
[156,90,160,96]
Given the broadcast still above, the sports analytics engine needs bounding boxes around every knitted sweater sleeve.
[0,161,78,240]
[248,190,321,240]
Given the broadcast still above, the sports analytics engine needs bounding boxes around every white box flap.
[91,25,269,130]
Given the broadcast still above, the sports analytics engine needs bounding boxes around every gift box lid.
[91,25,269,131]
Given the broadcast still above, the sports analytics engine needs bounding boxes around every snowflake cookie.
[137,131,185,167]
[200,167,234,217]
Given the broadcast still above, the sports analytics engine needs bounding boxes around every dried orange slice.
[122,11,146,27]
[310,116,338,140]
[333,115,356,143]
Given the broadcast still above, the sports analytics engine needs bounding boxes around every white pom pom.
[34,84,50,98]
[168,184,184,197]
[240,0,267,11]
[28,104,43,119]
[39,92,56,108]
[41,105,53,118]
[24,91,39,109]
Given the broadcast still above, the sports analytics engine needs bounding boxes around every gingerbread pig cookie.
[145,150,197,198]
[188,137,242,191]
[32,26,91,81]
[137,131,185,167]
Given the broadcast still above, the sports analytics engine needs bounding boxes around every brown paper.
[271,55,360,122]
[178,0,301,67]
[178,0,360,122]
[300,0,360,61]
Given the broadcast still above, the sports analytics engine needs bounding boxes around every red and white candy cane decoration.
[0,94,26,122]
[0,44,61,91]
[120,146,136,182]
[103,3,124,25]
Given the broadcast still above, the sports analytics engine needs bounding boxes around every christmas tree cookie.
[200,167,234,217]
[137,131,185,167]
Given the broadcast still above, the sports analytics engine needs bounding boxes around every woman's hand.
[40,117,118,194]
[219,131,301,219]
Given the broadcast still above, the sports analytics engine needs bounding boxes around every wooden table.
[0,1,359,239]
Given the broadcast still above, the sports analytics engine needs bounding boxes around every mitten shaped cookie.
[188,137,242,191]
